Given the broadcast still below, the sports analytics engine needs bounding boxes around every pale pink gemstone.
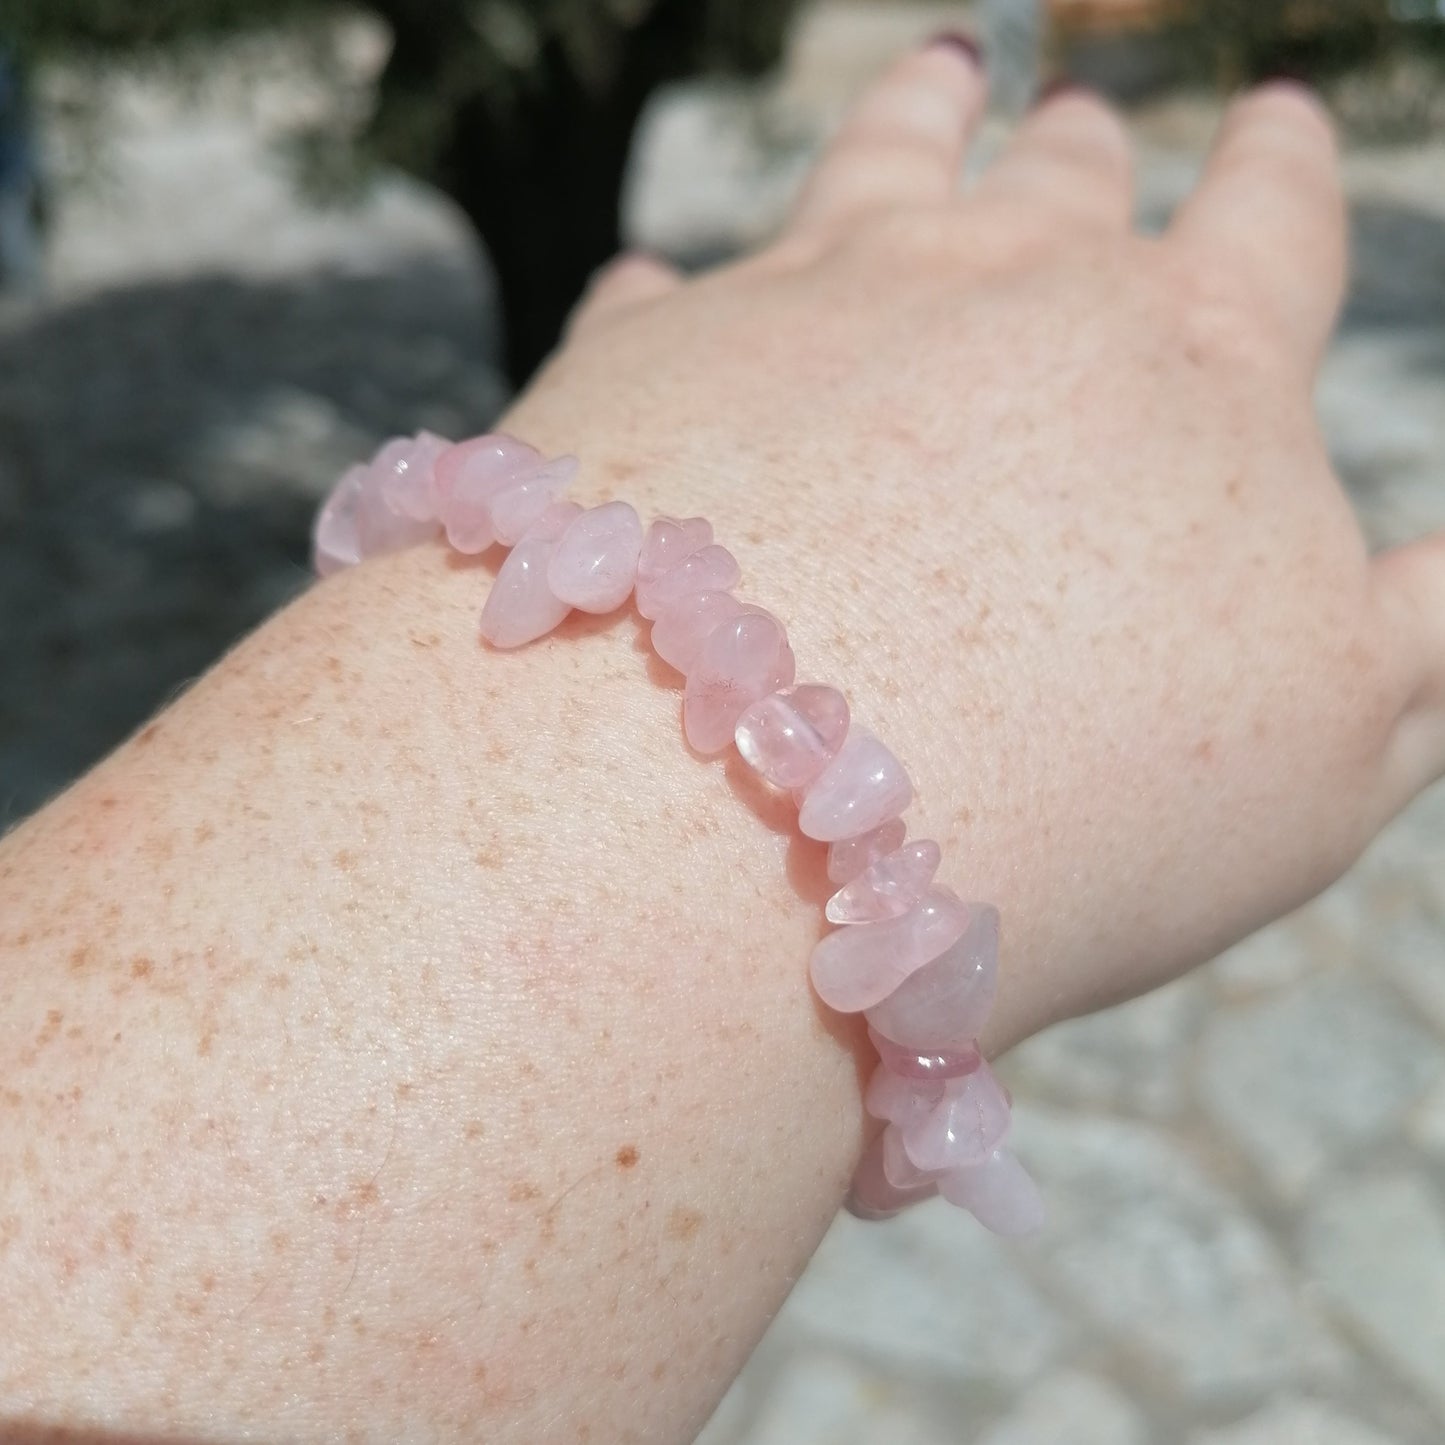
[864,1064,944,1127]
[846,1132,937,1219]
[638,516,713,584]
[900,1061,1011,1173]
[826,820,907,885]
[441,480,500,554]
[354,466,439,560]
[314,451,445,575]
[798,730,913,843]
[490,456,580,546]
[545,500,643,613]
[479,501,581,649]
[650,591,743,673]
[809,885,969,1013]
[378,431,450,521]
[826,839,941,924]
[635,544,741,620]
[435,434,544,553]
[434,433,542,498]
[734,684,850,790]
[683,613,796,755]
[313,464,367,576]
[940,1148,1044,1236]
[865,903,999,1053]
[881,1123,944,1190]
[868,1025,982,1082]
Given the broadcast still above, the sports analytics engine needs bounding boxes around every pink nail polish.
[927,31,985,67]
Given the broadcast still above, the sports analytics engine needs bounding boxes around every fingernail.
[926,31,985,66]
[1033,75,1087,106]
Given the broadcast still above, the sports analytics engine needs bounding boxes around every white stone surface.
[777,1208,1070,1385]
[1192,1397,1405,1445]
[1303,1174,1445,1419]
[977,1370,1147,1445]
[733,1352,954,1445]
[1016,1109,1346,1401]
[1008,976,1204,1118]
[1196,976,1442,1199]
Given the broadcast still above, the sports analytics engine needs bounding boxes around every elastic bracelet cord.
[313,430,1043,1236]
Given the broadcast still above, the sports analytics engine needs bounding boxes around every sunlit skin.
[3,41,1443,1445]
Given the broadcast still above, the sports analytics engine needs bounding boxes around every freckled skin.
[2,61,1443,1445]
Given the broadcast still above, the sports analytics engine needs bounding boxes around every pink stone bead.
[490,456,580,546]
[357,492,438,561]
[635,544,741,620]
[809,885,969,1013]
[378,430,450,521]
[313,464,367,576]
[650,591,744,674]
[865,903,999,1053]
[314,445,446,576]
[940,1148,1045,1236]
[797,730,913,843]
[882,1123,944,1190]
[683,613,796,755]
[545,500,643,613]
[846,1132,937,1219]
[440,480,500,555]
[436,434,543,494]
[478,501,581,649]
[734,684,850,790]
[868,1025,982,1082]
[435,434,544,553]
[864,1064,944,1128]
[826,819,907,885]
[638,516,713,584]
[826,839,941,924]
[359,492,439,558]
[900,1061,1011,1173]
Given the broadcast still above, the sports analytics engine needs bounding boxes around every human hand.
[503,43,1445,1051]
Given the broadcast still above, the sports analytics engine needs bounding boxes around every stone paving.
[2,6,1444,1442]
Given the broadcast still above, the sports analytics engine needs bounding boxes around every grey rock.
[1009,976,1204,1119]
[731,1351,954,1445]
[1196,976,1443,1199]
[977,1370,1147,1445]
[1017,1107,1346,1401]
[1303,1173,1445,1420]
[1191,1396,1404,1445]
[776,1208,1070,1385]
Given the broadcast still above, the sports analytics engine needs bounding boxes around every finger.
[969,84,1134,236]
[789,37,988,237]
[1170,82,1346,368]
[567,252,683,337]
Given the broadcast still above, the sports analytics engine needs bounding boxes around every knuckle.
[1160,253,1290,371]
[843,204,965,263]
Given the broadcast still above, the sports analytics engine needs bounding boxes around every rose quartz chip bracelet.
[313,431,1044,1236]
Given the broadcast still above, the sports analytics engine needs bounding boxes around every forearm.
[0,299,1381,1437]
[5,36,1435,1445]
[0,481,1013,1443]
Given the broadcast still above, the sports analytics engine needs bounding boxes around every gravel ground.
[2,6,1444,1442]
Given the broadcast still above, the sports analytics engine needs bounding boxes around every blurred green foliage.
[1167,0,1444,84]
[0,0,801,378]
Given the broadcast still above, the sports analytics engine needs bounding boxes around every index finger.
[1169,83,1348,369]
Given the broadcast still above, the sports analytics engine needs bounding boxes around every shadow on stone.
[0,257,507,822]
[1345,198,1445,337]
